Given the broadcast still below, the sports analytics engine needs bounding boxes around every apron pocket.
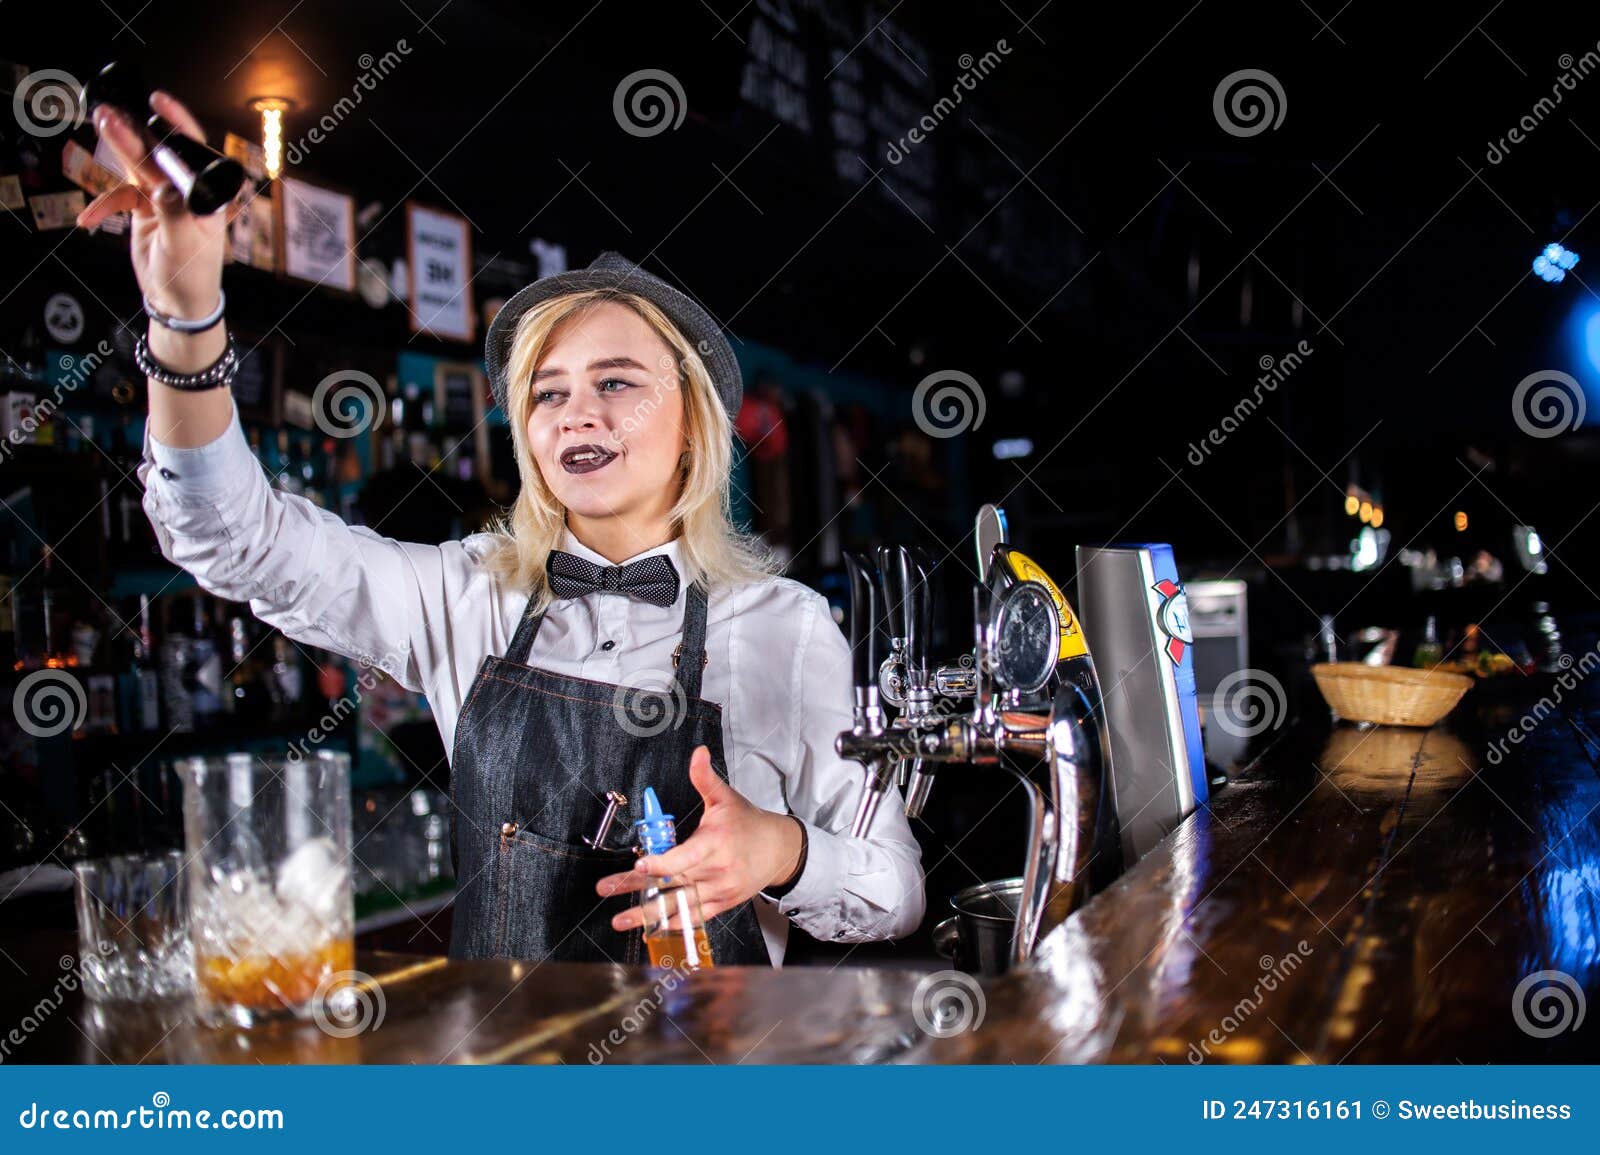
[496,828,641,964]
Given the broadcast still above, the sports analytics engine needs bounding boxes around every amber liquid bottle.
[634,786,713,970]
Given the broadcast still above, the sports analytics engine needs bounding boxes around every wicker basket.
[1310,662,1473,727]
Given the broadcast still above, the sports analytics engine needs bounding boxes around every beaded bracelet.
[134,330,240,391]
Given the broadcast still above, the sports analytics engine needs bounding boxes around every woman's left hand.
[596,745,804,931]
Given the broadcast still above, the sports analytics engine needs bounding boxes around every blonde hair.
[481,288,780,610]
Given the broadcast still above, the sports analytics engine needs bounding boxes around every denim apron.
[447,581,772,966]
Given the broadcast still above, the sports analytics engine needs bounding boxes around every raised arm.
[80,90,430,690]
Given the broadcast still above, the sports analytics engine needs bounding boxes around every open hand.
[596,745,804,932]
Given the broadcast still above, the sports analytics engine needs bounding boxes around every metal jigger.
[80,61,246,216]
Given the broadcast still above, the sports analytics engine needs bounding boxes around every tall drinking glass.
[176,750,354,1027]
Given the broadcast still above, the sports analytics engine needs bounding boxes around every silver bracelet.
[143,290,226,334]
[134,330,240,391]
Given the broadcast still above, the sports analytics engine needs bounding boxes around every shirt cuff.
[140,396,254,505]
[767,819,843,924]
[759,815,808,900]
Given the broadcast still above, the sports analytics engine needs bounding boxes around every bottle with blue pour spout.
[634,787,714,970]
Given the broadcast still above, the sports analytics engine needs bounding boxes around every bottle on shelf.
[276,430,302,496]
[633,786,714,970]
[1413,616,1443,668]
[72,614,115,736]
[223,606,270,723]
[158,596,196,733]
[38,544,69,669]
[268,634,305,723]
[115,594,162,735]
[14,326,52,448]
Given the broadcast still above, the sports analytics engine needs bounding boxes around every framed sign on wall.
[406,202,474,343]
[277,176,356,292]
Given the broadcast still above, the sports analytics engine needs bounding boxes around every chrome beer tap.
[843,552,896,838]
[835,515,1121,968]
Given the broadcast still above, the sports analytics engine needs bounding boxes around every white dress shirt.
[137,399,926,965]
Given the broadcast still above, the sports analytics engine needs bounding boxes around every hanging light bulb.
[249,97,292,180]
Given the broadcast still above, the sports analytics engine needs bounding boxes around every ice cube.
[275,837,348,926]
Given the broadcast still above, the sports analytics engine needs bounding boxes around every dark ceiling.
[8,0,1600,570]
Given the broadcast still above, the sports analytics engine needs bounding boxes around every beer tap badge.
[1151,578,1193,666]
[1004,549,1088,660]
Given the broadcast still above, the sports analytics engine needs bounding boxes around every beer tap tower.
[836,506,1123,970]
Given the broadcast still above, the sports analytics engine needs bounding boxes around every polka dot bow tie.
[545,550,681,608]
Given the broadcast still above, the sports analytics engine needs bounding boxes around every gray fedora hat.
[484,250,742,422]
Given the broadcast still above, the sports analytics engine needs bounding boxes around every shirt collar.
[559,526,682,571]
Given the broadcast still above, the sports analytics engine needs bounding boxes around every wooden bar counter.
[6,679,1599,1064]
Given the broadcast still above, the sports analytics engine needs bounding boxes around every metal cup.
[932,877,1024,976]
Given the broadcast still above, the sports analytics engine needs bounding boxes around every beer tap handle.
[877,545,907,652]
[907,547,933,685]
[883,547,916,684]
[843,551,880,692]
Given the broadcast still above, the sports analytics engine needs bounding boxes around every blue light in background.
[1560,299,1600,425]
[1534,242,1580,283]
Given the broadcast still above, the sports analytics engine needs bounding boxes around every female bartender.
[78,92,925,967]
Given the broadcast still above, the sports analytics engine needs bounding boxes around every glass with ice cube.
[176,750,354,1027]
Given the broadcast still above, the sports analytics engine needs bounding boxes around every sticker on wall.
[27,189,85,231]
[43,292,83,345]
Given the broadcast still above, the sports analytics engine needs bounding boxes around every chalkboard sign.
[231,337,271,418]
